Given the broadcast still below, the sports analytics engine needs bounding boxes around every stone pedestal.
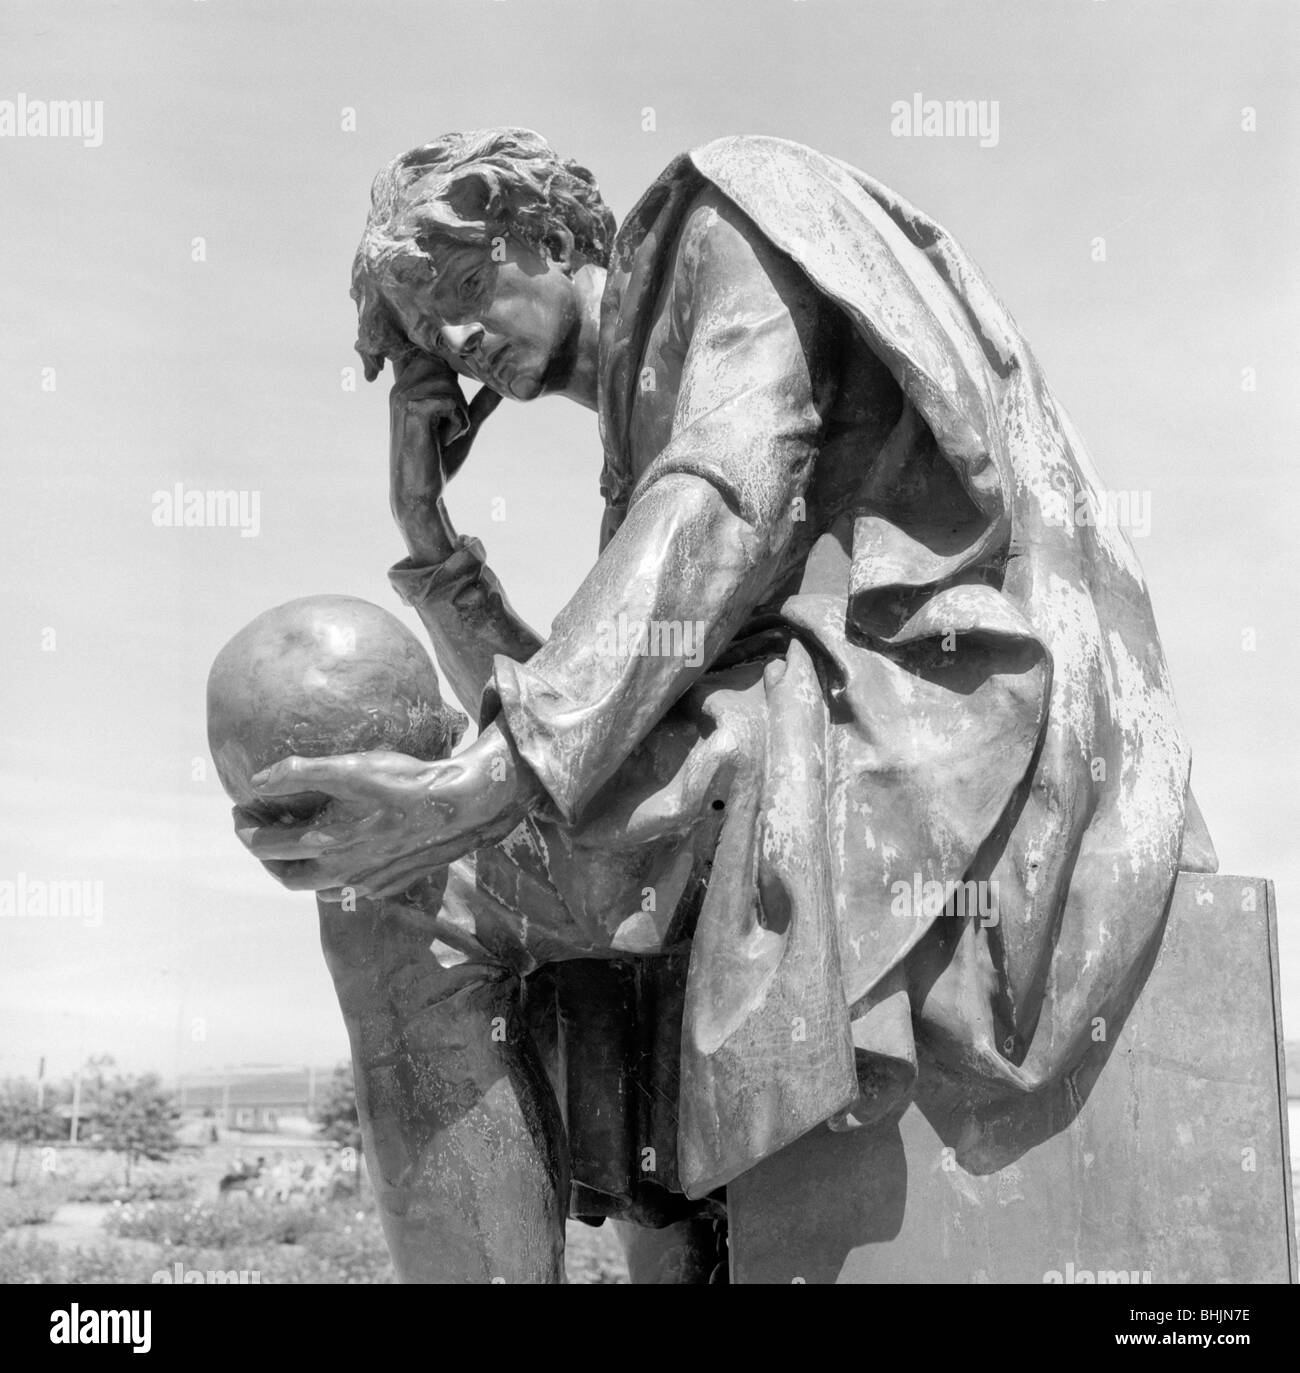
[729,874,1296,1284]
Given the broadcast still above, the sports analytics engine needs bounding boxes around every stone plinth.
[729,874,1296,1284]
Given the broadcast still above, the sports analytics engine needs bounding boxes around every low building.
[178,1066,336,1133]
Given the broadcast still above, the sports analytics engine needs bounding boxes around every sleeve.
[481,188,839,822]
[389,538,544,717]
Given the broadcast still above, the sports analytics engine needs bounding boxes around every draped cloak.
[391,136,1216,1204]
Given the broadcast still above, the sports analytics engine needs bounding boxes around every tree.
[83,1055,116,1114]
[315,1062,364,1194]
[94,1074,181,1185]
[0,1079,62,1185]
[315,1062,361,1151]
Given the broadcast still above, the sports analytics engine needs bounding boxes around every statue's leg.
[318,890,568,1283]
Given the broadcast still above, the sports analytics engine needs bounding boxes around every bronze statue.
[221,130,1217,1282]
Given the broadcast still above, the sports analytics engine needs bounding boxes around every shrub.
[1,1192,396,1284]
[103,1196,364,1251]
[104,1200,255,1249]
[296,1210,392,1283]
[0,1200,622,1283]
[0,1234,147,1284]
[0,1188,59,1230]
[65,1175,195,1205]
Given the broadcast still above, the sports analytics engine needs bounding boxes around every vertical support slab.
[729,874,1297,1284]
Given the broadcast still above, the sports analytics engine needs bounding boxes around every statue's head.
[352,128,615,404]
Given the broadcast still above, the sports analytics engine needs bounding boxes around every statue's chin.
[505,371,542,401]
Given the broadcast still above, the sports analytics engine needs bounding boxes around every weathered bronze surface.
[209,596,568,1281]
[220,131,1231,1281]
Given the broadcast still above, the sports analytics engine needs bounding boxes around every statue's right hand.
[390,349,468,444]
[388,352,464,564]
[439,382,503,481]
[388,353,502,565]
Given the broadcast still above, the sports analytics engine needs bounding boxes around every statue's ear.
[541,223,578,269]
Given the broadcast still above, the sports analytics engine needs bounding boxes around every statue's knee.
[397,971,528,1086]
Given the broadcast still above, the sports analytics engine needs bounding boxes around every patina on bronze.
[227,130,1217,1281]
[208,596,576,1282]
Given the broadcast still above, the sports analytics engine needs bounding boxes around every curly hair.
[351,128,616,383]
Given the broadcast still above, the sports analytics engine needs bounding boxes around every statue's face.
[390,236,581,401]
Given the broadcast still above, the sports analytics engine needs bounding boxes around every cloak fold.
[596,138,1203,1195]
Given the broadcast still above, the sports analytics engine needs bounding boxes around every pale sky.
[1,0,1296,1082]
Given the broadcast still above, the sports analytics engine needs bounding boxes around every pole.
[68,1014,87,1144]
[173,973,186,1106]
[70,1064,81,1145]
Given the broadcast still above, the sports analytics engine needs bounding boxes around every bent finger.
[260,858,336,893]
[249,754,374,802]
[237,811,386,862]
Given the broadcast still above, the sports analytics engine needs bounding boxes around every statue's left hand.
[234,725,542,899]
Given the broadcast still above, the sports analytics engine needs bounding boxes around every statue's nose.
[438,323,484,357]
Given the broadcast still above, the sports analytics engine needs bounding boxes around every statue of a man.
[237,130,1216,1276]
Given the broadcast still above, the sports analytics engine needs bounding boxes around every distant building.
[178,1066,336,1133]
